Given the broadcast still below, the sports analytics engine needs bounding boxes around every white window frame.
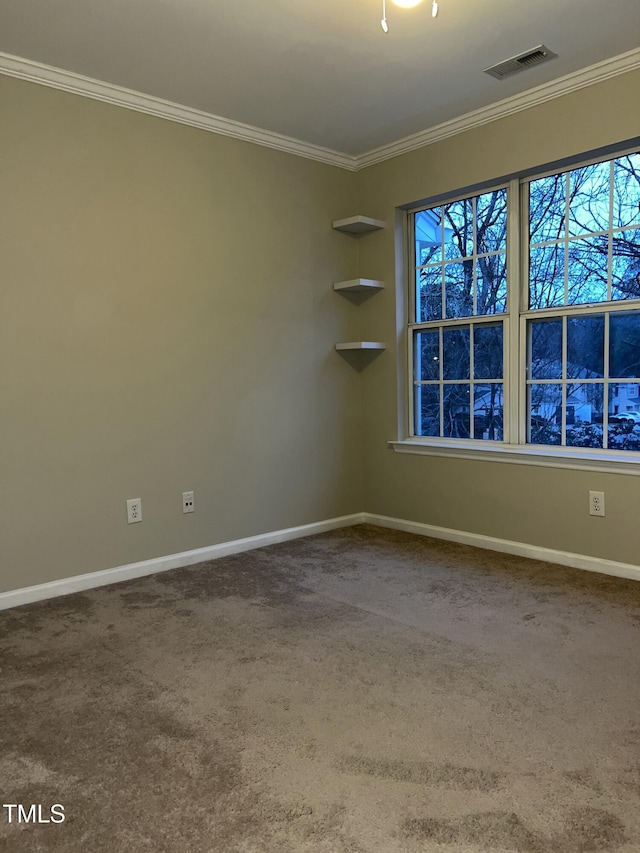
[391,147,640,475]
[408,182,512,443]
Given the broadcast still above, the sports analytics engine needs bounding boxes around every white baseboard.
[0,512,365,612]
[3,509,637,612]
[363,513,640,582]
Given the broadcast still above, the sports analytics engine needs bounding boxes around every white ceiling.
[1,0,639,157]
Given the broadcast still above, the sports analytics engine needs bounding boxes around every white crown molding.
[0,512,365,611]
[0,52,357,171]
[354,47,640,170]
[1,47,639,173]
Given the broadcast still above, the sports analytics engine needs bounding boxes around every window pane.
[414,385,440,437]
[565,384,604,448]
[474,383,504,441]
[608,385,640,451]
[528,384,562,445]
[568,161,611,237]
[530,319,562,380]
[609,312,640,378]
[443,327,470,380]
[613,153,640,229]
[443,199,473,259]
[415,331,440,381]
[567,315,604,379]
[608,420,640,451]
[567,237,608,304]
[417,266,442,321]
[529,244,564,308]
[611,229,640,301]
[477,253,507,315]
[609,382,640,416]
[477,189,507,253]
[530,173,565,244]
[443,384,470,438]
[415,209,443,265]
[474,324,503,379]
[444,261,473,318]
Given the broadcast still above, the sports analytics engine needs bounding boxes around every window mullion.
[408,213,417,437]
[506,177,522,444]
[439,328,444,437]
[608,161,614,302]
[469,325,475,439]
[604,314,610,449]
[472,196,478,317]
[564,172,570,306]
[561,316,567,445]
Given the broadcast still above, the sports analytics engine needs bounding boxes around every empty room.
[1,0,640,850]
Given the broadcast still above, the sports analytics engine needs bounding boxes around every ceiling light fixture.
[381,0,389,32]
[380,0,440,33]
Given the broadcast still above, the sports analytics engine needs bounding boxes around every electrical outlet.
[589,490,605,517]
[182,491,195,514]
[126,498,142,524]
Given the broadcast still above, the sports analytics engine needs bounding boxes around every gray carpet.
[1,524,639,852]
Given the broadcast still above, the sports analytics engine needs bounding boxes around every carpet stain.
[339,755,503,792]
[403,808,627,852]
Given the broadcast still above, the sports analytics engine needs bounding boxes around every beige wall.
[356,70,640,565]
[2,69,639,597]
[0,75,363,593]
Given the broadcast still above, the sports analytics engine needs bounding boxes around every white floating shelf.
[332,215,386,234]
[333,278,385,293]
[335,342,386,351]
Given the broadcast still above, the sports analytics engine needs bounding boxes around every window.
[407,146,640,463]
[413,188,507,441]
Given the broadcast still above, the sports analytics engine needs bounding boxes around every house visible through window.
[408,147,640,457]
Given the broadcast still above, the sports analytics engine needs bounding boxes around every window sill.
[389,439,640,475]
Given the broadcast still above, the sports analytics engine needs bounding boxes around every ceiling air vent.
[484,45,558,80]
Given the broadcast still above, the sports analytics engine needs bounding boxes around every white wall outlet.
[182,491,195,514]
[589,490,605,517]
[126,498,142,524]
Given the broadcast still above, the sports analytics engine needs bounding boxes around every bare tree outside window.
[414,188,506,441]
[411,148,640,454]
[527,153,640,451]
